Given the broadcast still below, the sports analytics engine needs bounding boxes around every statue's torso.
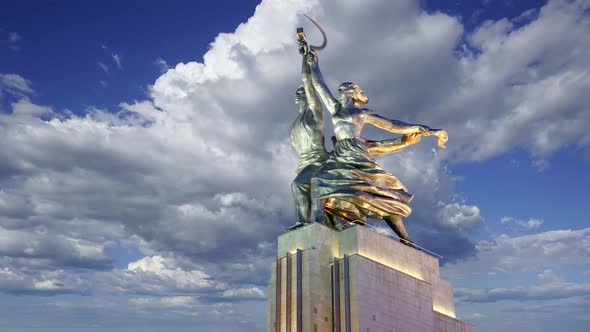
[290,108,325,155]
[332,106,365,140]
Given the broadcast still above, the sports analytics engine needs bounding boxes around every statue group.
[289,17,448,248]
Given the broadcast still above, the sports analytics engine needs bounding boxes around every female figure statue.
[305,51,448,245]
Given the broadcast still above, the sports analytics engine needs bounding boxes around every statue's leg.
[310,177,325,224]
[291,173,311,225]
[383,215,414,246]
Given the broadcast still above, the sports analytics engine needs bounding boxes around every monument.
[268,16,473,332]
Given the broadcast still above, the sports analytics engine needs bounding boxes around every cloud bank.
[1,0,589,330]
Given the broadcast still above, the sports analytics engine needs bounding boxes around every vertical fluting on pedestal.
[332,257,341,332]
[343,254,351,332]
[272,250,304,332]
[286,253,292,332]
[275,257,281,332]
[296,249,303,332]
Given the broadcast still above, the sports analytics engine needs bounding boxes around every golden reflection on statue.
[290,17,448,247]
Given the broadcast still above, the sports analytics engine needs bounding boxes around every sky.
[0,0,589,331]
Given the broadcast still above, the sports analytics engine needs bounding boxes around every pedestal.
[267,223,474,332]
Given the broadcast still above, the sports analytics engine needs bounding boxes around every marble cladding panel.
[278,223,338,259]
[350,254,435,332]
[433,312,475,332]
[432,278,456,318]
[339,226,440,285]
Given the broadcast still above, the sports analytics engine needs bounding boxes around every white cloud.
[6,31,21,51]
[504,296,590,320]
[501,216,544,229]
[221,286,266,299]
[2,295,262,330]
[129,296,198,308]
[154,57,170,73]
[9,98,52,117]
[1,4,589,330]
[0,264,91,295]
[104,255,217,294]
[456,270,590,303]
[444,227,590,276]
[0,73,34,96]
[438,202,483,231]
[112,53,123,70]
[435,0,590,162]
[461,313,487,320]
[0,225,113,269]
[97,62,109,74]
[536,269,565,284]
[8,32,20,43]
[0,0,482,297]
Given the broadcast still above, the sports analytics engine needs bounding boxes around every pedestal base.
[267,223,474,332]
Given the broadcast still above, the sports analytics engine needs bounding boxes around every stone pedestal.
[267,223,474,332]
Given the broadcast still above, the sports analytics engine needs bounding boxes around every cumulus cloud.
[0,0,482,298]
[444,227,590,276]
[433,0,590,162]
[0,252,267,300]
[0,264,91,295]
[443,226,590,326]
[438,202,483,232]
[101,255,218,295]
[0,226,114,269]
[1,2,588,329]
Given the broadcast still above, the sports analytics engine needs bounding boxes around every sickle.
[304,14,327,51]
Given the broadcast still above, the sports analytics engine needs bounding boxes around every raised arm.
[301,52,322,120]
[360,110,429,135]
[307,51,339,116]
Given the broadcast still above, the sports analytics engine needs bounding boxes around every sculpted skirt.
[312,137,413,221]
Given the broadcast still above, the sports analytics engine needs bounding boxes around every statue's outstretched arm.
[366,134,421,156]
[361,110,428,134]
[308,52,339,116]
[362,110,449,148]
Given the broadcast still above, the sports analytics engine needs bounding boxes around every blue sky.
[1,0,589,331]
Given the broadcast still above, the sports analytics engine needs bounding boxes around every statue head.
[338,82,368,107]
[295,85,307,109]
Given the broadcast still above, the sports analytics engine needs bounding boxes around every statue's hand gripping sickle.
[297,14,327,55]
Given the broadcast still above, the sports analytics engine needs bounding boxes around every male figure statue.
[288,37,329,228]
